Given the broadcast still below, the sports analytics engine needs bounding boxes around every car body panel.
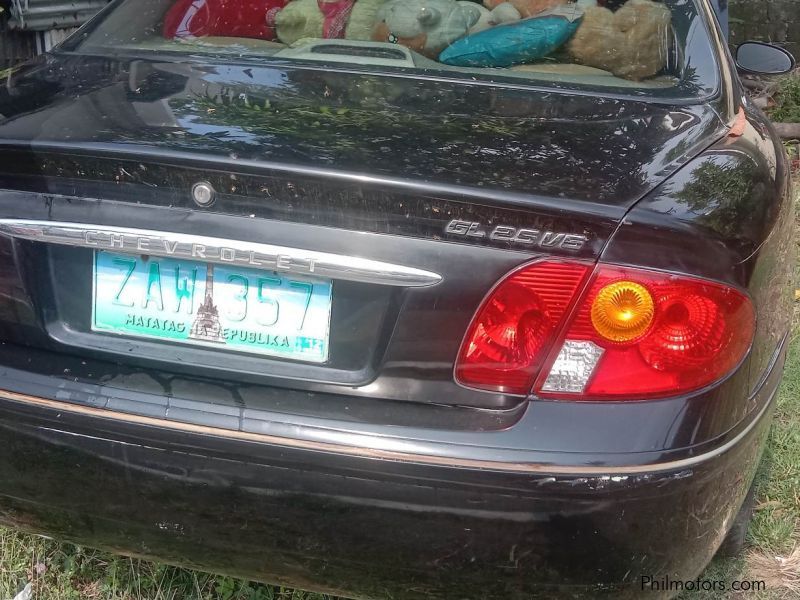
[0,56,726,207]
[0,52,738,410]
[0,336,784,599]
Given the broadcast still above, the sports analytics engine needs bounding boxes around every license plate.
[92,251,332,362]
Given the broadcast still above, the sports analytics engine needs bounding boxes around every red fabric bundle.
[163,0,288,41]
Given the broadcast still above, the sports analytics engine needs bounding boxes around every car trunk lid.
[0,55,727,409]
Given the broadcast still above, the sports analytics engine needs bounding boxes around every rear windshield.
[70,0,718,97]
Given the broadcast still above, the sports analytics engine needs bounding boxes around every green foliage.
[0,529,332,599]
[769,74,800,124]
[674,158,759,238]
[169,89,524,148]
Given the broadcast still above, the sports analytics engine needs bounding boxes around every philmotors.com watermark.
[641,575,766,593]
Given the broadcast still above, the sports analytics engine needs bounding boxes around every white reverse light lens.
[541,341,604,394]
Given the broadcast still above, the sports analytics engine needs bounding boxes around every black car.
[0,0,795,598]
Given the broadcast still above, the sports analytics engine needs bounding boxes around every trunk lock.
[191,182,216,207]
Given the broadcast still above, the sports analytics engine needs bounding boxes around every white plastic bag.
[11,583,32,600]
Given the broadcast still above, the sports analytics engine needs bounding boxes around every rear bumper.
[0,347,785,600]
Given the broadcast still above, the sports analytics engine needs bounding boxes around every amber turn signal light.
[590,281,654,343]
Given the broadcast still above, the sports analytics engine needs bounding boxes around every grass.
[768,73,800,124]
[0,533,327,600]
[0,186,799,600]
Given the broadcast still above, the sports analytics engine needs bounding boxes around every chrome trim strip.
[0,385,775,476]
[0,220,442,287]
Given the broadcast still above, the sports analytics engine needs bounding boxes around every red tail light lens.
[456,262,755,399]
[536,265,755,399]
[455,261,591,394]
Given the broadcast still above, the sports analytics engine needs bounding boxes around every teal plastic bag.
[439,13,581,68]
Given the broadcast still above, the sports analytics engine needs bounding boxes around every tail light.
[455,261,591,395]
[456,262,754,400]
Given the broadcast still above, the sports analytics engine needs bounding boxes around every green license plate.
[92,251,332,362]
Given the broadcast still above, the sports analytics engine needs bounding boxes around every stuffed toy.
[163,0,289,41]
[270,0,385,45]
[372,0,479,58]
[346,0,388,39]
[483,0,565,19]
[462,1,521,33]
[269,0,324,44]
[568,0,672,80]
[439,3,582,67]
